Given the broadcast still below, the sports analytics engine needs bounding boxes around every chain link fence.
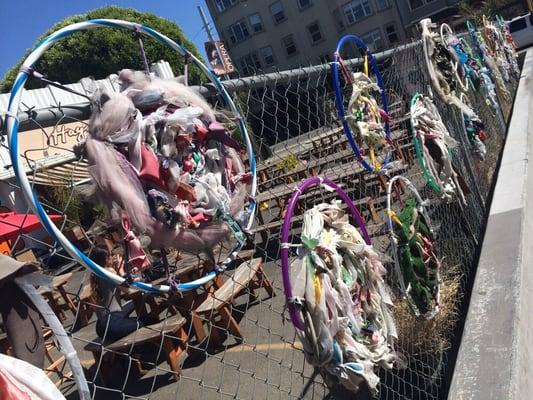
[0,34,519,400]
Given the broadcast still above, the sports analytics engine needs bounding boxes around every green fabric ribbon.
[394,198,439,315]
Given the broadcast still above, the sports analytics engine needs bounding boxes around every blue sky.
[0,0,219,80]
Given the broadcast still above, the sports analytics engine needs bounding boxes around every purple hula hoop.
[280,176,370,331]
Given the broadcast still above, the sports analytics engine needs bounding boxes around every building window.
[408,0,434,10]
[227,20,249,44]
[375,0,389,10]
[343,0,372,25]
[298,0,312,9]
[270,1,286,24]
[260,46,276,65]
[248,13,263,33]
[385,23,398,43]
[307,21,323,44]
[282,35,298,56]
[239,52,262,75]
[509,17,527,32]
[215,0,237,13]
[361,29,383,52]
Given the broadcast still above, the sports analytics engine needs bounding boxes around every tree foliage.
[459,0,519,25]
[0,6,204,93]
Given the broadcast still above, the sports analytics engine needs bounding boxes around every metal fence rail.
[0,34,518,400]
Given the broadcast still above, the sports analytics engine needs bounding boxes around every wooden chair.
[64,225,92,250]
[38,272,77,322]
[43,225,92,250]
[0,332,13,356]
[13,247,37,263]
[84,314,188,385]
[193,257,274,348]
[74,284,94,328]
[0,327,73,387]
[43,328,72,387]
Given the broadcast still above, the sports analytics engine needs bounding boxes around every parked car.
[508,13,533,49]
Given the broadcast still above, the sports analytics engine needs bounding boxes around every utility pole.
[197,5,227,79]
[198,5,216,43]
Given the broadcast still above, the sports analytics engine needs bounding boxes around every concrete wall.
[448,48,533,400]
[205,0,406,72]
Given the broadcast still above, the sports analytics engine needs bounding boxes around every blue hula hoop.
[6,19,257,293]
[331,34,392,174]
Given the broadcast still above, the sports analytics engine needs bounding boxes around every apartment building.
[205,0,461,76]
[397,0,461,36]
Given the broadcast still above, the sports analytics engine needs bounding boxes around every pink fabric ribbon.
[0,369,32,400]
[121,213,151,274]
[208,122,242,150]
[379,108,390,124]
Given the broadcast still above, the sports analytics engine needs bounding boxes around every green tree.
[459,0,519,25]
[0,6,204,93]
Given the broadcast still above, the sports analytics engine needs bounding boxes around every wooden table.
[119,248,255,348]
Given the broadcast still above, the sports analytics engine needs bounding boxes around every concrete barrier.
[448,48,533,399]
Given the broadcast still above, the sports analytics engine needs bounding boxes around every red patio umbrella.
[0,212,64,242]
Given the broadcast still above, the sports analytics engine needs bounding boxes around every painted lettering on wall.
[47,122,88,147]
[19,120,88,162]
